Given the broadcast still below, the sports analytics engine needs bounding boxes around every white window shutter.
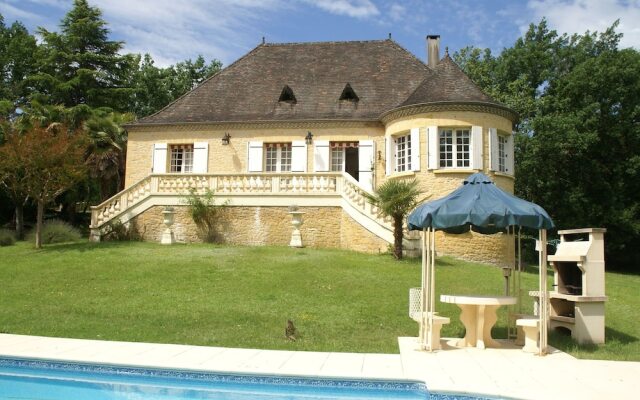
[313,140,330,172]
[410,127,421,171]
[427,126,438,170]
[152,143,167,173]
[192,142,209,173]
[489,128,498,171]
[291,140,307,172]
[471,125,483,170]
[385,136,393,175]
[247,141,263,172]
[358,140,375,191]
[506,133,515,175]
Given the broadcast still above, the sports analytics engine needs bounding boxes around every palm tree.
[84,110,134,201]
[366,179,421,259]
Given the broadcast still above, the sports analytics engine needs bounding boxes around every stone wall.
[435,231,514,267]
[131,204,510,265]
[131,205,388,253]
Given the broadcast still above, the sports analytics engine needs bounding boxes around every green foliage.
[366,179,421,259]
[130,53,221,117]
[0,229,15,246]
[101,219,142,241]
[26,219,82,244]
[184,188,228,243]
[29,0,136,111]
[0,16,38,107]
[455,19,640,269]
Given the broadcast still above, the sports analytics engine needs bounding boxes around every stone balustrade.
[90,173,372,230]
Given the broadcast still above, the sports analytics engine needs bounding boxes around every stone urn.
[288,210,305,248]
[161,206,176,245]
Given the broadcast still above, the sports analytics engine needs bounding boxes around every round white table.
[440,294,517,349]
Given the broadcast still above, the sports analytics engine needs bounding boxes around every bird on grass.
[285,319,297,341]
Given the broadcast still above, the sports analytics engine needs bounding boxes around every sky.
[0,0,638,67]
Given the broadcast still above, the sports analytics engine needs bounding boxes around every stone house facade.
[90,36,518,265]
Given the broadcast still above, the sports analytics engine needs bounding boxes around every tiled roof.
[135,40,430,125]
[401,53,499,106]
[133,40,505,126]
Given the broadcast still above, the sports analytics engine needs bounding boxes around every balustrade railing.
[91,172,395,236]
[91,173,350,228]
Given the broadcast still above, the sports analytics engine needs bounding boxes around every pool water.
[0,357,488,400]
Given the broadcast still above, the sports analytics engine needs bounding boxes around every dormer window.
[278,85,297,104]
[339,83,359,102]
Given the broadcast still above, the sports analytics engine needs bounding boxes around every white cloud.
[1,0,288,67]
[90,0,286,66]
[0,1,47,25]
[388,3,406,22]
[527,0,640,48]
[303,0,379,19]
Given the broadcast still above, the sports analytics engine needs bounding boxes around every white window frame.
[265,143,292,172]
[394,133,412,172]
[439,128,470,168]
[169,144,194,173]
[330,147,345,172]
[498,134,507,173]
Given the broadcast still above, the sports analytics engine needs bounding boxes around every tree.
[366,179,421,259]
[0,15,38,107]
[455,20,640,269]
[5,125,87,248]
[130,53,221,117]
[0,125,29,239]
[29,0,135,111]
[84,109,134,200]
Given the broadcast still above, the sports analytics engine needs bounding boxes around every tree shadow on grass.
[36,240,138,254]
[549,326,638,354]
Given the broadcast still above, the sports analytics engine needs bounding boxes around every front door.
[345,147,359,181]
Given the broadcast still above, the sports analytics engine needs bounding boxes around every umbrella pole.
[420,228,428,350]
[538,229,548,355]
[429,227,436,351]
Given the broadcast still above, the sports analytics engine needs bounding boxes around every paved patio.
[0,333,637,399]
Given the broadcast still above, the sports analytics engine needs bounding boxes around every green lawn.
[0,241,637,360]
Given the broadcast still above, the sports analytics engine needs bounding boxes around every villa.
[90,36,518,265]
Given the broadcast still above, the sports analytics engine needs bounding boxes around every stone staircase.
[90,173,420,255]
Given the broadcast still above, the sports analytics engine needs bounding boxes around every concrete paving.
[0,333,637,399]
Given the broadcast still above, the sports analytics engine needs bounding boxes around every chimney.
[427,35,440,68]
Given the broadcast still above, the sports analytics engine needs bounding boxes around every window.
[278,85,297,103]
[331,147,344,172]
[170,144,193,173]
[339,83,359,102]
[498,135,507,172]
[265,143,292,172]
[395,134,411,172]
[439,129,470,168]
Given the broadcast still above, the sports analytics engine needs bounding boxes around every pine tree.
[30,0,135,111]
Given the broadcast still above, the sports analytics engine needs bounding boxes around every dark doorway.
[345,147,359,181]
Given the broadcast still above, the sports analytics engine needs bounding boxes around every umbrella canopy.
[407,173,554,233]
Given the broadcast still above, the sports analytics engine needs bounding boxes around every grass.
[0,241,637,360]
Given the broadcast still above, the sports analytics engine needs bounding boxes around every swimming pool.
[0,357,489,400]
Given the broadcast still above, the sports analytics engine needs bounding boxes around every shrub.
[101,219,142,241]
[27,220,82,244]
[184,188,228,243]
[0,230,15,247]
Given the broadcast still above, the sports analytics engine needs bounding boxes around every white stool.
[413,313,450,350]
[516,318,540,353]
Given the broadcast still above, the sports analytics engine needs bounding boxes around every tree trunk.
[15,203,25,240]
[35,199,44,249]
[393,214,404,260]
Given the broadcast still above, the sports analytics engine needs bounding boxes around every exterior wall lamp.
[222,132,231,145]
[305,131,313,145]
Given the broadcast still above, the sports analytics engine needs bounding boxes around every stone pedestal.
[289,211,305,248]
[161,207,176,245]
